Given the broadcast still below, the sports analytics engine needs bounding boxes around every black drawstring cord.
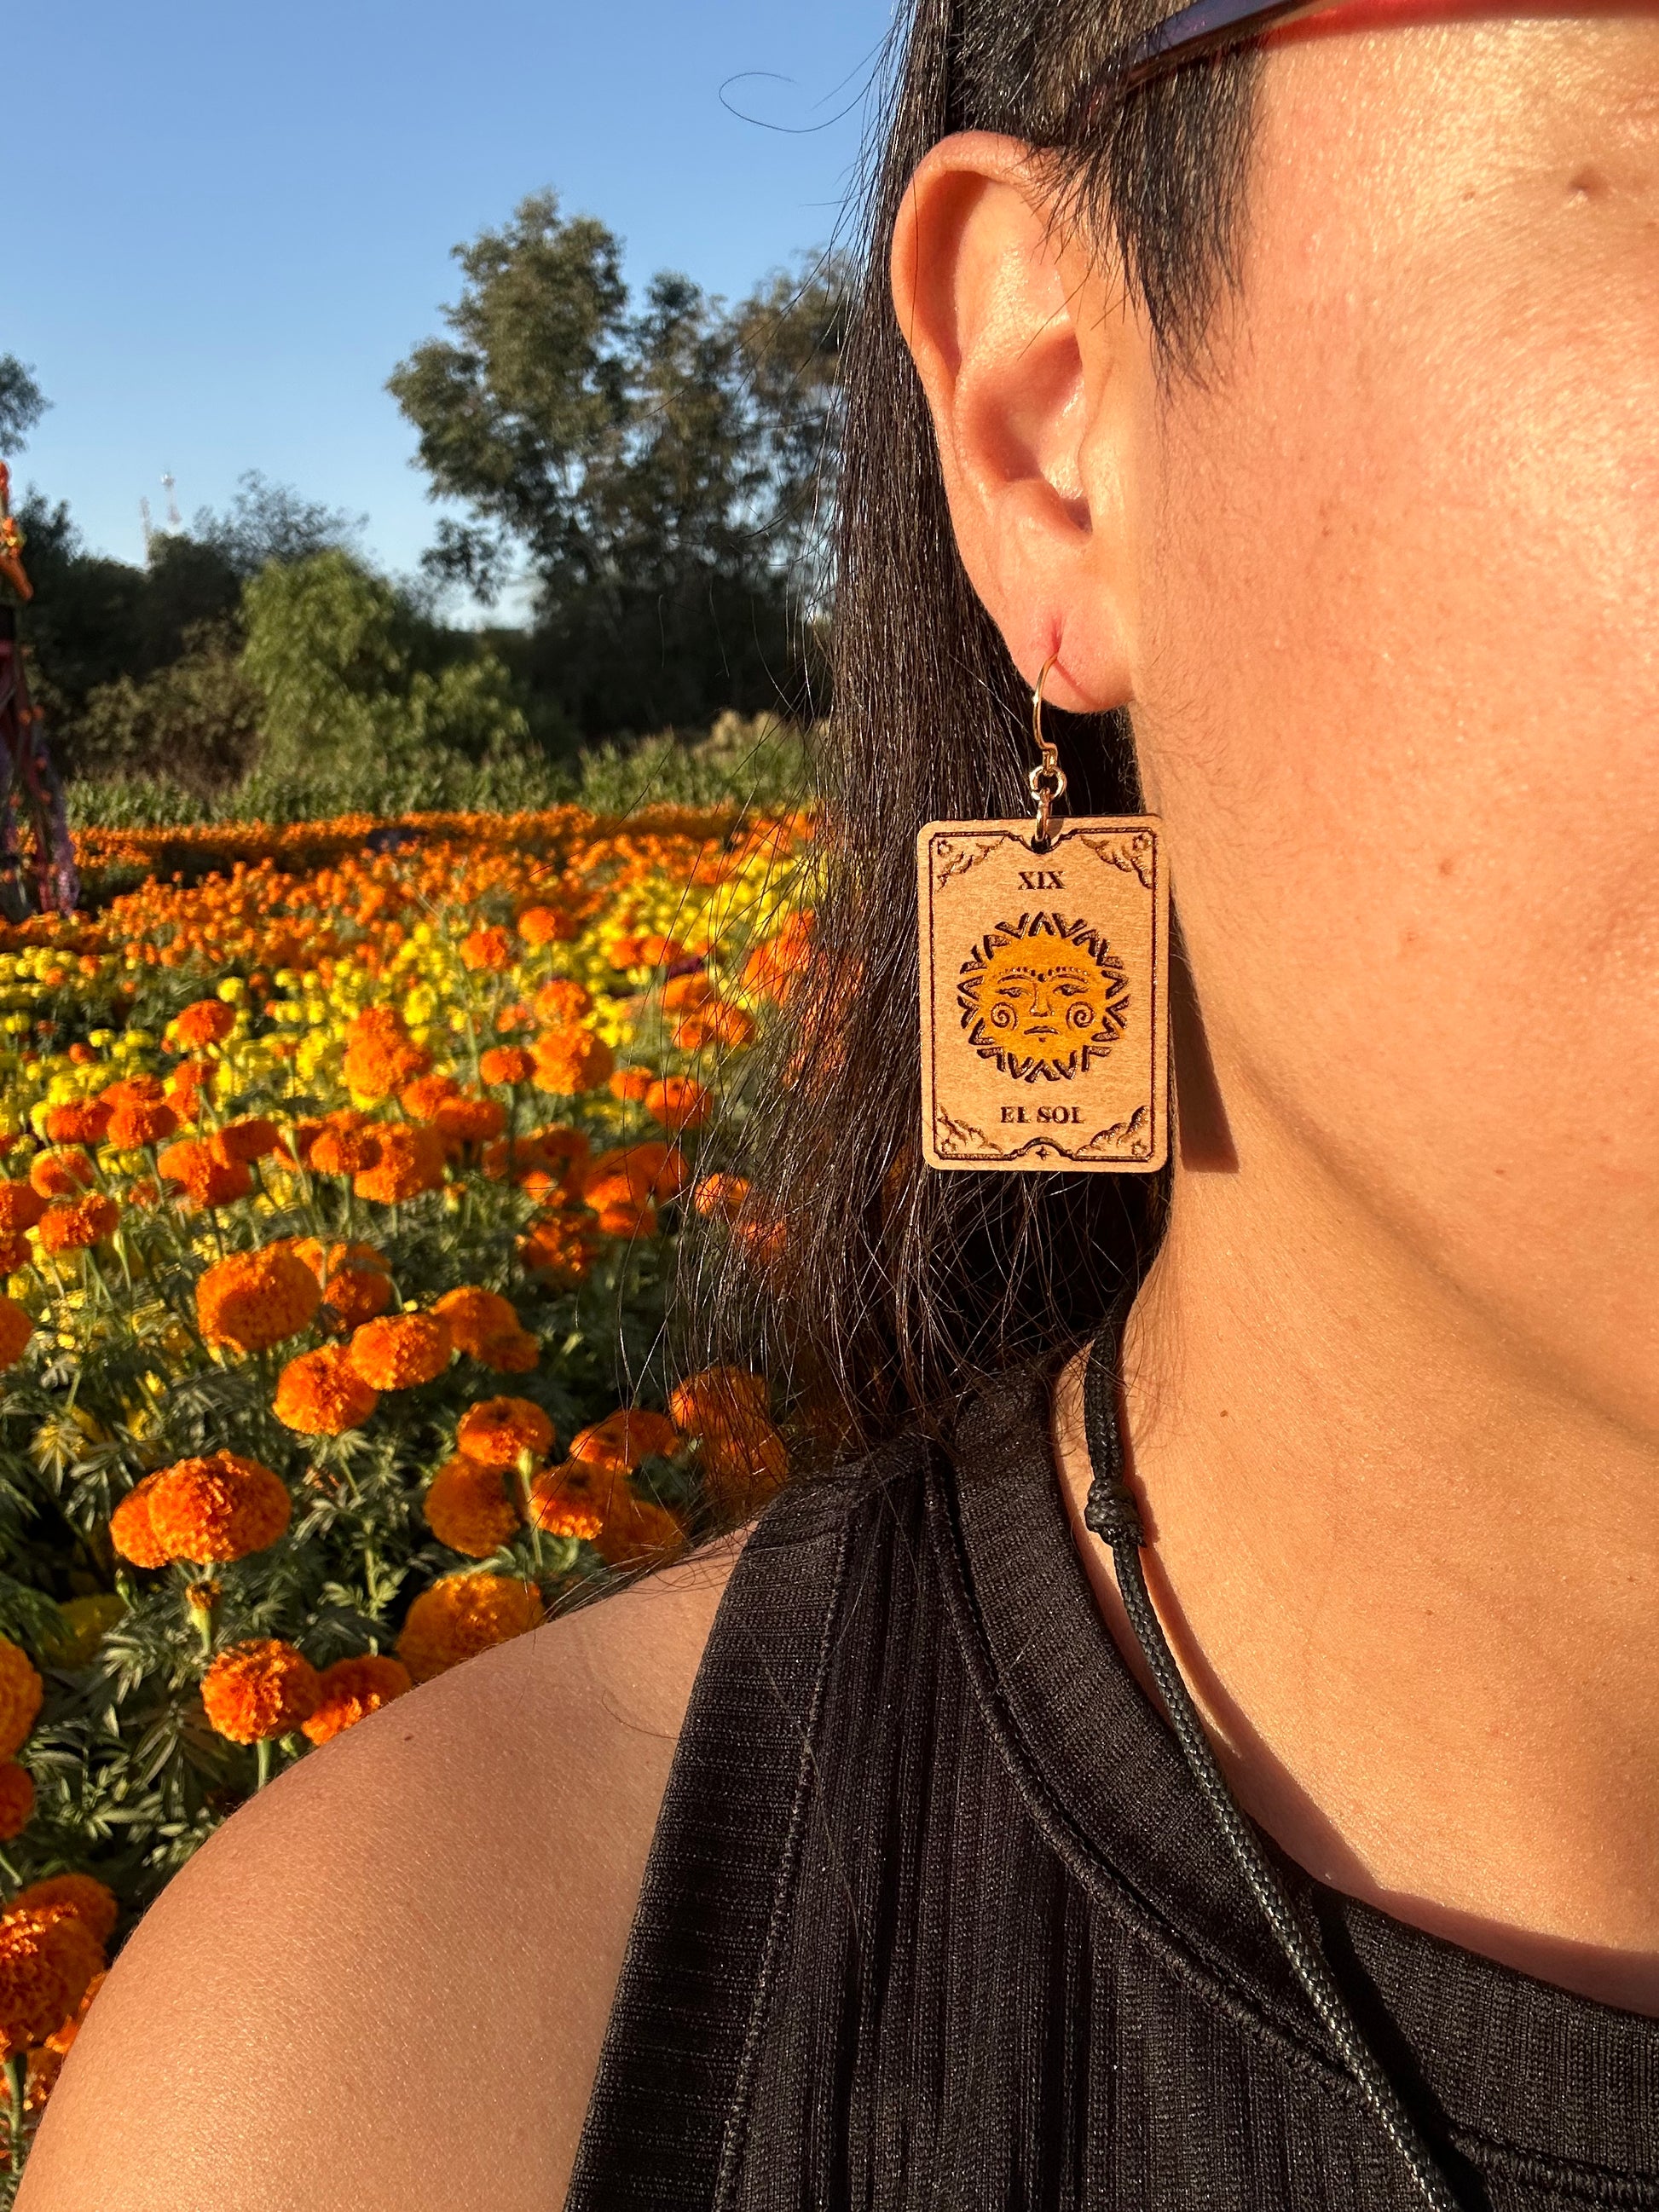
[1080,1325,1467,2212]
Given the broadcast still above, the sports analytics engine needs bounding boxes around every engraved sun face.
[957,910,1130,1083]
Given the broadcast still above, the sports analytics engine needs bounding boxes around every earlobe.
[890,132,1147,715]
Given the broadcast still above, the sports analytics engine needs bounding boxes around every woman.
[20,0,1659,2204]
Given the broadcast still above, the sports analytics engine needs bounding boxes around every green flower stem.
[4,2047,27,2174]
[255,1737,273,1791]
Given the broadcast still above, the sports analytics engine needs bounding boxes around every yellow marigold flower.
[43,1100,112,1146]
[532,979,591,1026]
[568,1408,680,1474]
[644,1074,714,1133]
[0,1180,46,1235]
[432,1285,519,1356]
[215,1115,281,1162]
[354,1121,447,1204]
[530,1025,615,1097]
[460,924,513,972]
[396,1572,542,1684]
[110,1471,171,1568]
[422,1456,521,1556]
[144,1452,292,1564]
[0,1295,32,1370]
[274,1348,379,1435]
[30,1147,94,1199]
[455,1395,554,1469]
[0,1909,100,2059]
[200,1637,321,1743]
[526,1464,607,1542]
[38,1593,124,1670]
[38,1193,120,1253]
[107,1097,179,1148]
[0,1761,33,1841]
[300,1655,413,1746]
[347,1312,451,1390]
[7,1874,118,1947]
[197,1248,321,1352]
[517,904,576,946]
[168,998,235,1049]
[478,1046,534,1087]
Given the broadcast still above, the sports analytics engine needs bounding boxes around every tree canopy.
[389,189,846,735]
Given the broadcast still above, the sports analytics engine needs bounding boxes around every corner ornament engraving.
[933,835,1004,889]
[933,1106,991,1158]
[1077,830,1156,892]
[1079,1105,1153,1159]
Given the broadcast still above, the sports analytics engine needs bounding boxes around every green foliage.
[389,191,846,735]
[0,357,47,453]
[69,620,261,794]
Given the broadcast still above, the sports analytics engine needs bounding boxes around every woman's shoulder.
[17,1517,761,2212]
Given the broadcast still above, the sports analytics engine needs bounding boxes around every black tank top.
[565,1367,1659,2209]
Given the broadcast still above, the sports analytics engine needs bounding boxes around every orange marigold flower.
[0,1762,32,1841]
[478,1329,539,1374]
[215,1116,281,1163]
[342,1008,431,1100]
[199,1637,321,1743]
[400,1071,460,1121]
[321,1262,396,1330]
[742,911,814,1001]
[156,1136,253,1208]
[279,1116,327,1167]
[460,924,513,972]
[29,1147,93,1199]
[568,1407,680,1474]
[38,1193,119,1253]
[43,1967,107,2061]
[396,1571,542,1684]
[660,971,714,1013]
[43,1100,111,1146]
[478,1046,534,1087]
[517,904,576,946]
[532,979,591,1026]
[526,1464,608,1541]
[673,1002,755,1052]
[168,998,235,1049]
[197,1247,321,1352]
[300,1654,413,1746]
[593,1489,688,1571]
[634,934,686,971]
[607,1066,655,1104]
[145,1452,292,1564]
[583,1141,688,1213]
[0,1640,41,1764]
[670,1366,788,1516]
[110,1471,171,1569]
[518,1209,601,1288]
[347,1312,451,1390]
[432,1094,506,1146]
[309,1122,383,1176]
[0,1911,100,2059]
[644,1076,713,1133]
[0,1296,32,1370]
[431,1285,518,1357]
[455,1395,554,1470]
[592,1198,657,1240]
[530,1025,615,1098]
[669,1365,771,1435]
[99,1073,166,1109]
[693,1171,750,1221]
[0,1181,45,1236]
[353,1121,448,1204]
[274,1348,379,1435]
[106,1097,179,1148]
[422,1457,521,1557]
[0,1234,27,1272]
[8,1874,118,1947]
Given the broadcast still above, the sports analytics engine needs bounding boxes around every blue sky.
[7,0,895,604]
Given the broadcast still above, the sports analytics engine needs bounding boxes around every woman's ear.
[890,132,1153,713]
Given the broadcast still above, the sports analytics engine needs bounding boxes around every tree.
[388,191,846,736]
[0,357,47,453]
[192,471,366,580]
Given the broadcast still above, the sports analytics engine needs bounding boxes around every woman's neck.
[1050,1127,1659,2015]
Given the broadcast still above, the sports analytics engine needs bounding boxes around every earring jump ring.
[1029,652,1068,849]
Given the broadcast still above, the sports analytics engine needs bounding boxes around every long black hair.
[697,0,1262,1458]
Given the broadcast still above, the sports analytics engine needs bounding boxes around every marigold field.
[0,800,813,2192]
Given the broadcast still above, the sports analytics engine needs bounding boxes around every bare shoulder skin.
[16,1518,756,2212]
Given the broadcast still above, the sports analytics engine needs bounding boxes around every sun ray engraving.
[957,910,1130,1083]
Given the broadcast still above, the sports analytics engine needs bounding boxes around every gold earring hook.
[1028,653,1068,849]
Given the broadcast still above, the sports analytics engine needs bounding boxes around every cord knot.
[1083,1473,1143,1547]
